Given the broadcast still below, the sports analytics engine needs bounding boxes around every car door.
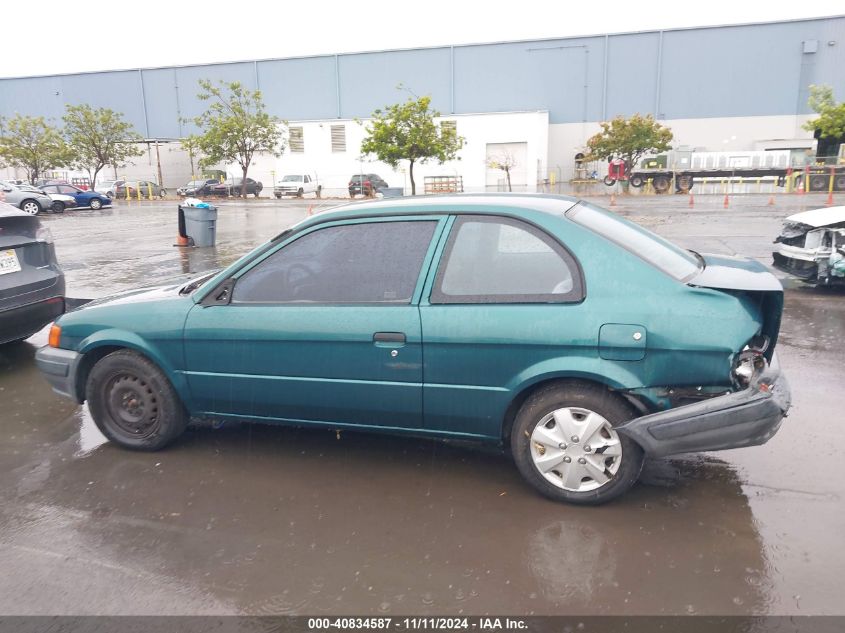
[419,215,586,439]
[56,185,82,204]
[183,216,445,429]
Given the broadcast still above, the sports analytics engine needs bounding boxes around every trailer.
[618,148,845,194]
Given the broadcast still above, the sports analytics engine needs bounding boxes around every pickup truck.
[274,174,320,198]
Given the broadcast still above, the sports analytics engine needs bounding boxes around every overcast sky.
[0,1,841,77]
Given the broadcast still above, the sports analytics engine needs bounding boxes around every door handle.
[373,332,406,344]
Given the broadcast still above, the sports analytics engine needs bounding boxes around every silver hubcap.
[530,407,622,492]
[23,202,39,214]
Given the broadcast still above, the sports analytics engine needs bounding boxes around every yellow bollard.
[147,183,153,200]
[136,184,141,201]
[702,178,707,195]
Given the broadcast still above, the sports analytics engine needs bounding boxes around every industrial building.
[1,15,843,194]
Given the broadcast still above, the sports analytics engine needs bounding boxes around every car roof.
[286,194,580,236]
[0,200,31,218]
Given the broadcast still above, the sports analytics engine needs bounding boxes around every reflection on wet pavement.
[0,196,842,615]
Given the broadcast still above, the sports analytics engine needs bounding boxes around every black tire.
[629,175,644,188]
[159,189,167,198]
[51,201,65,213]
[510,381,644,505]
[86,349,188,451]
[836,176,845,192]
[89,198,103,210]
[297,188,304,198]
[602,175,616,186]
[653,175,670,193]
[20,199,41,215]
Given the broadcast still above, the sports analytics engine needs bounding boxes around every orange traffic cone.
[723,194,729,208]
[610,193,617,207]
[688,193,694,208]
[175,234,190,247]
[826,191,834,207]
[767,195,775,206]
[307,205,313,216]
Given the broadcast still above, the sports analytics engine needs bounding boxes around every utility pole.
[155,140,164,187]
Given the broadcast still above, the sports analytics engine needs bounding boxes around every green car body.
[36,194,790,503]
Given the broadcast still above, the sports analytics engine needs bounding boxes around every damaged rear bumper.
[617,358,791,457]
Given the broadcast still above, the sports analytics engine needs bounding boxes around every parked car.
[0,181,54,215]
[0,201,65,344]
[95,180,125,198]
[211,177,263,198]
[13,184,78,213]
[114,181,167,199]
[348,173,388,197]
[40,184,112,210]
[35,194,790,505]
[274,174,320,198]
[772,206,845,285]
[176,179,220,197]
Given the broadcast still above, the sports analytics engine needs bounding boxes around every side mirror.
[2,187,12,193]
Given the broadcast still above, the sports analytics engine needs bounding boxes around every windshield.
[565,201,702,281]
[282,175,302,182]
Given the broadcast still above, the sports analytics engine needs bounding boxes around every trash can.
[181,204,217,247]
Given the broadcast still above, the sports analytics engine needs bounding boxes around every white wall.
[242,111,550,196]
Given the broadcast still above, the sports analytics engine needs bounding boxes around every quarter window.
[431,216,583,304]
[232,221,437,304]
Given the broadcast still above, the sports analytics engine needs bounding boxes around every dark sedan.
[177,179,219,197]
[211,177,262,198]
[0,201,65,344]
[40,184,112,210]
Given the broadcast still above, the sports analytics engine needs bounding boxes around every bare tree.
[487,150,518,192]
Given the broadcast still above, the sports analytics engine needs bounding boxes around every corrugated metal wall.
[1,16,842,137]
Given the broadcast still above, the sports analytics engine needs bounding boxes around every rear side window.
[566,201,701,281]
[232,221,437,304]
[431,216,583,304]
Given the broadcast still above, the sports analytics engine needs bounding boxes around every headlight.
[36,226,54,244]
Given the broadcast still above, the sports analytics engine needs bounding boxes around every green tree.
[584,114,673,181]
[193,80,283,198]
[62,104,143,188]
[0,115,70,183]
[803,85,845,140]
[360,96,465,195]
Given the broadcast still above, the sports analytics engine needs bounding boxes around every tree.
[180,135,204,180]
[0,115,70,183]
[802,84,845,141]
[63,104,143,188]
[360,96,465,195]
[487,150,518,192]
[193,80,284,198]
[583,114,673,181]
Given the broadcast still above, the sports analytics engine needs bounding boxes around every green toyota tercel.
[35,194,791,504]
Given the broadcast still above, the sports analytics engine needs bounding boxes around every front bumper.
[617,360,791,457]
[35,345,82,400]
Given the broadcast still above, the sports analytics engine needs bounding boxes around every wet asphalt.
[0,193,842,615]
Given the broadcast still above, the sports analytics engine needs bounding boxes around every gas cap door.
[599,323,647,361]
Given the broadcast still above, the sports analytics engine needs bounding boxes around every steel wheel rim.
[90,199,101,209]
[104,373,160,438]
[23,202,39,214]
[530,407,622,492]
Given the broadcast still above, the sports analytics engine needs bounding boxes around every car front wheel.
[51,201,65,213]
[86,350,188,451]
[511,381,644,505]
[90,198,103,210]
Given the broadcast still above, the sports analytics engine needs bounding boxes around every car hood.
[784,206,845,228]
[76,271,219,310]
[687,253,783,292]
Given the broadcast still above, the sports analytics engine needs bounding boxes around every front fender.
[76,329,193,410]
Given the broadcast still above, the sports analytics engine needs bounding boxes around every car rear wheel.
[86,350,188,451]
[51,201,65,213]
[21,199,41,215]
[159,189,167,198]
[90,198,103,210]
[511,382,644,505]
